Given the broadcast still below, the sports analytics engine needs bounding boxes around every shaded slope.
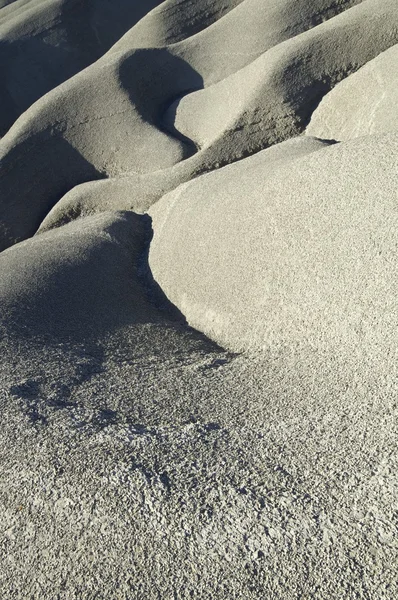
[0,211,162,338]
[116,0,244,48]
[0,0,165,135]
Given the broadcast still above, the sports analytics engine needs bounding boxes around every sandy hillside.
[1,0,398,598]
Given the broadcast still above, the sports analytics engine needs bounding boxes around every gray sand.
[1,0,398,598]
[307,42,398,139]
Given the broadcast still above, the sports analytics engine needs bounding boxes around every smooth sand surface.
[307,42,398,139]
[1,1,398,598]
[149,133,398,354]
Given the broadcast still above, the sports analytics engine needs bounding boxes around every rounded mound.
[149,134,398,355]
[0,211,156,337]
[307,42,398,140]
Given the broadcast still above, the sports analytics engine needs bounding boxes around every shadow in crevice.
[136,213,188,324]
[135,212,231,357]
[160,90,201,151]
[0,134,106,251]
[118,49,204,158]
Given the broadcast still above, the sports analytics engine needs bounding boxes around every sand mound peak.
[149,133,398,356]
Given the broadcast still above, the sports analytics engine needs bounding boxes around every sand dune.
[0,47,197,249]
[36,135,333,232]
[0,0,164,135]
[0,211,166,337]
[168,0,398,152]
[119,0,244,48]
[307,42,398,139]
[1,0,398,598]
[1,0,397,251]
[149,133,398,354]
[128,0,364,85]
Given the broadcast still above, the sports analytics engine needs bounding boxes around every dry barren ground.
[0,0,397,598]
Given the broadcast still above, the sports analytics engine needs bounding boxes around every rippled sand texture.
[1,1,398,598]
